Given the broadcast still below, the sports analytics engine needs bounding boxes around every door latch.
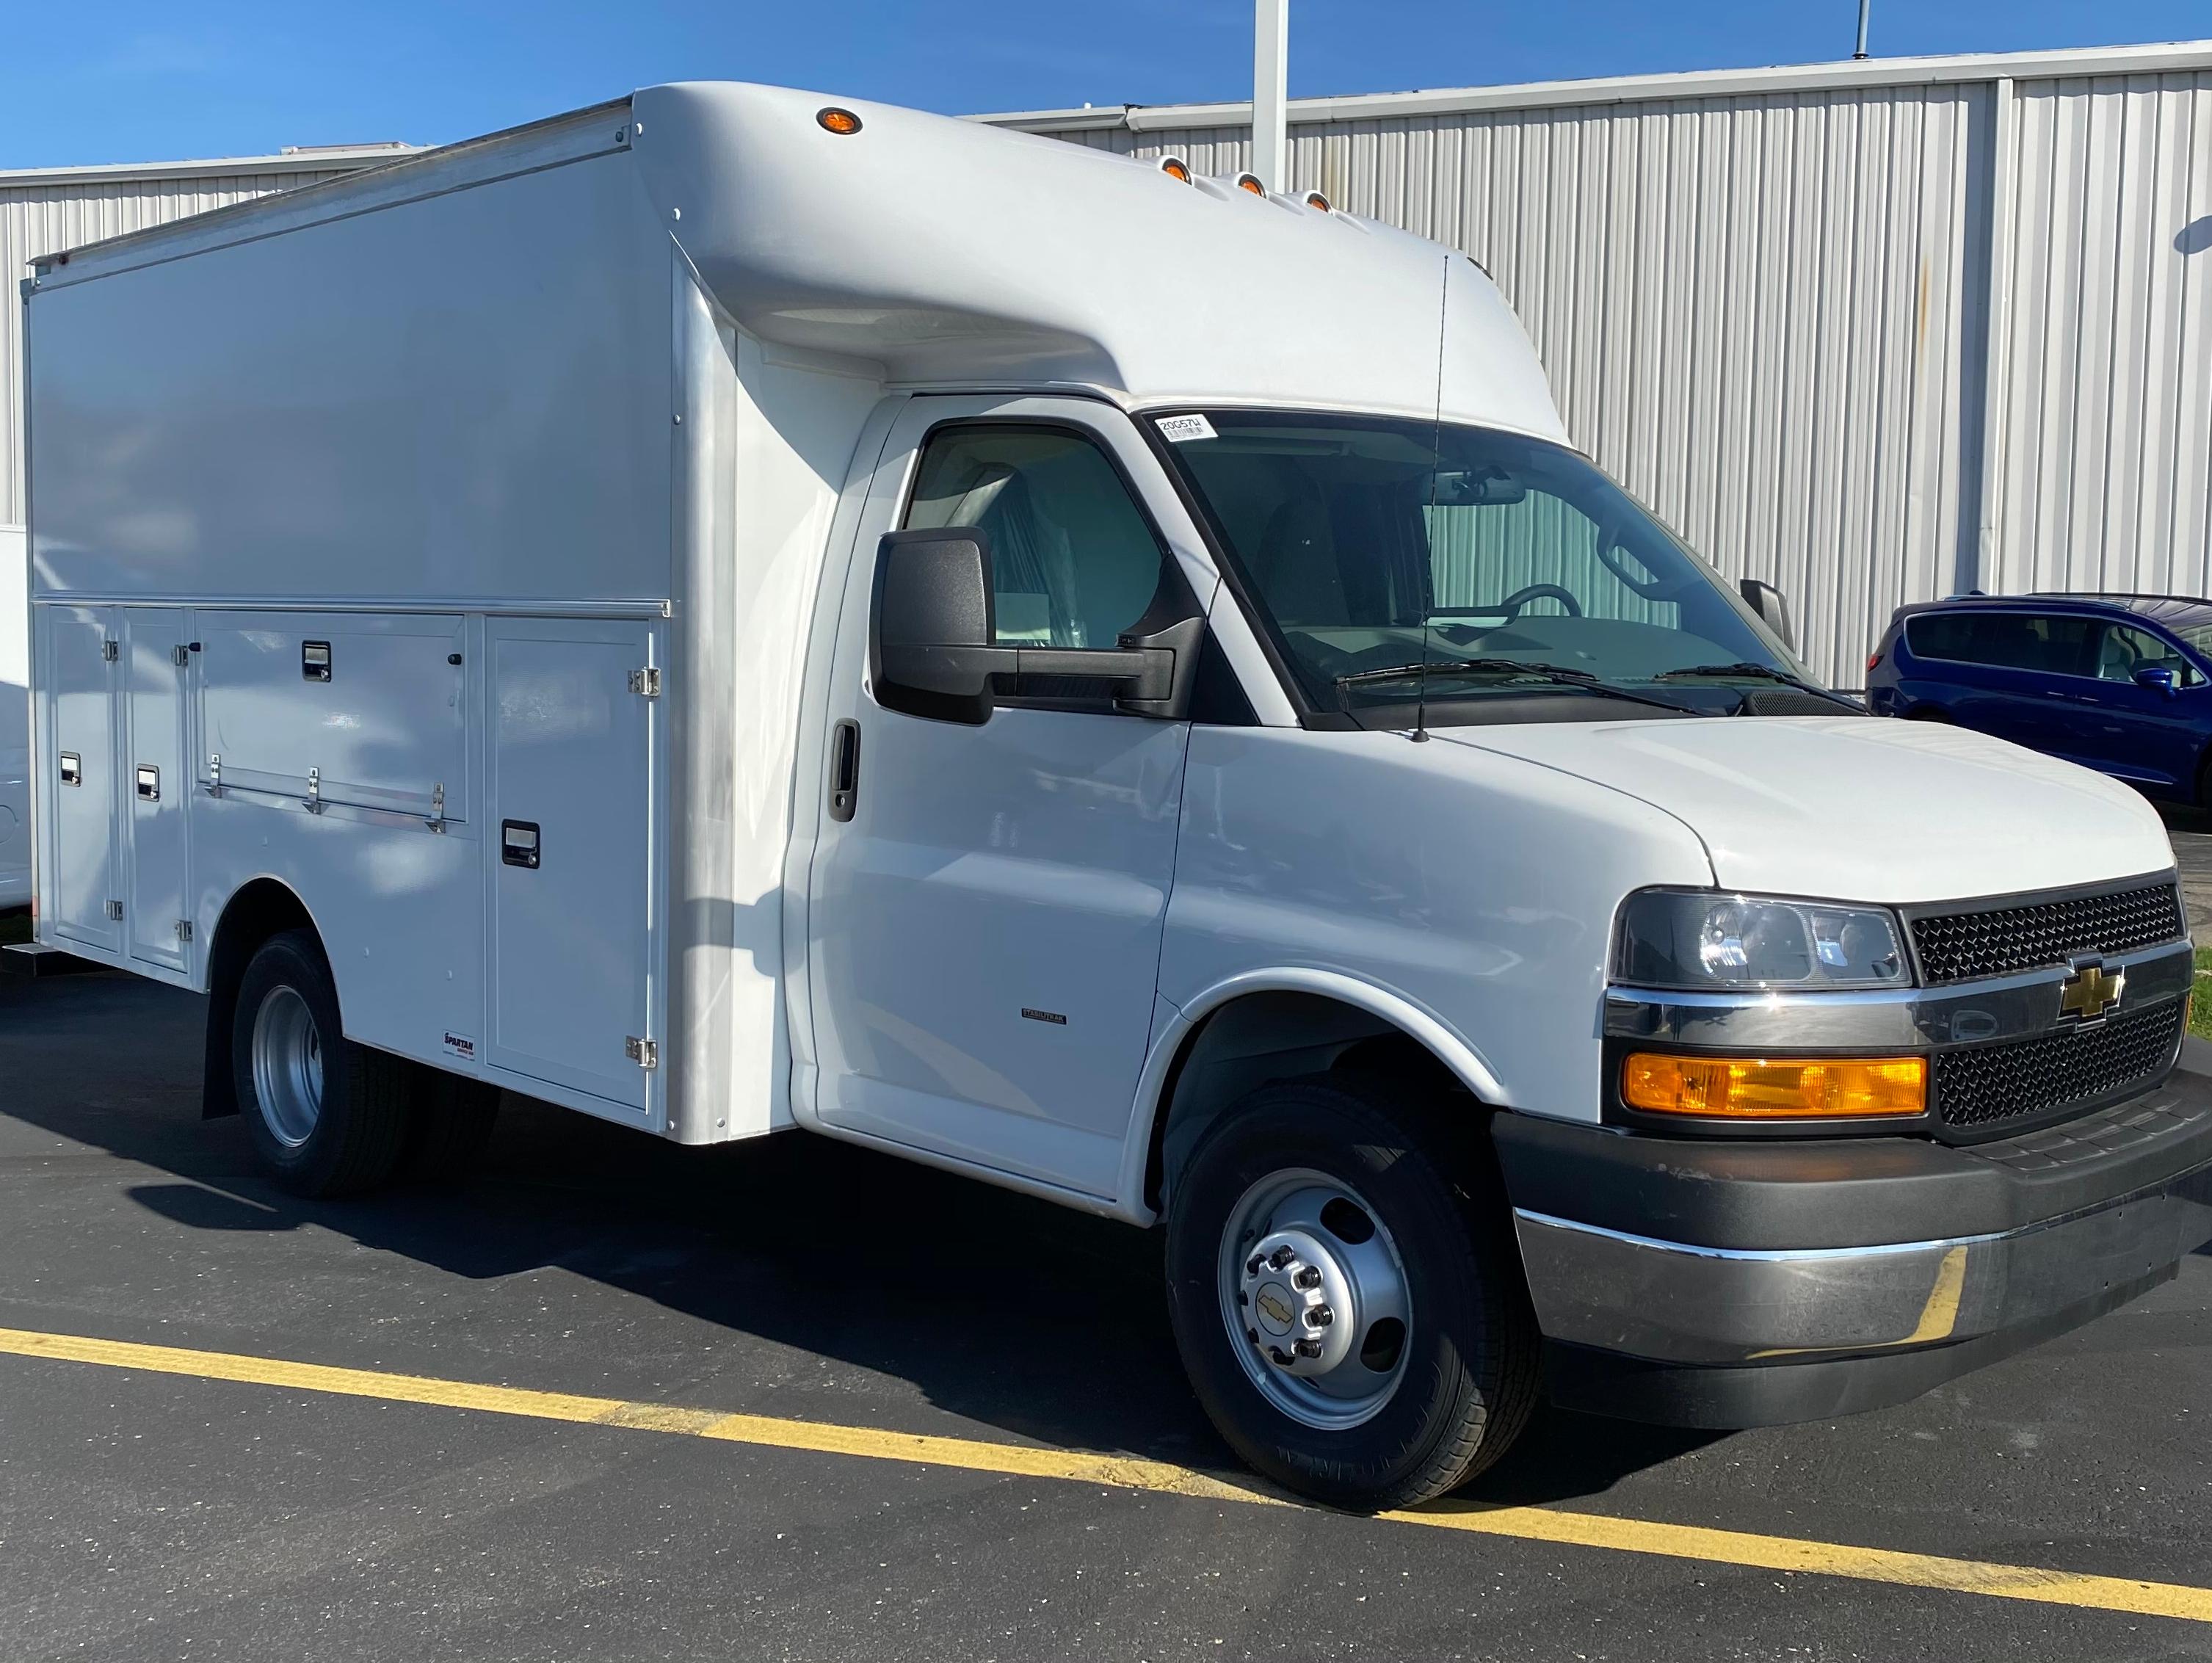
[104,900,124,922]
[501,820,540,869]
[101,640,118,662]
[625,1036,659,1070]
[628,667,661,699]
[304,767,322,814]
[175,919,194,943]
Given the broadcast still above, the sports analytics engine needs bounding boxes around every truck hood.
[1440,717,2175,905]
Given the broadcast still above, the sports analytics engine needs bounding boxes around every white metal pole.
[1853,0,1871,59]
[1253,0,1289,192]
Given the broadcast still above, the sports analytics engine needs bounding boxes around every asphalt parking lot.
[1,960,2209,1662]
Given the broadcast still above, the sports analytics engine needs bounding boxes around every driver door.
[805,396,1207,1200]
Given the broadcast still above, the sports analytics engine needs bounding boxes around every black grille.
[1909,880,2183,985]
[1934,1001,2184,1130]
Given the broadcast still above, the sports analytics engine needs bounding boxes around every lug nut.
[1247,1256,1264,1276]
[1294,1338,1324,1359]
[1269,1246,1296,1269]
[1305,1305,1332,1328]
[1294,1266,1322,1290]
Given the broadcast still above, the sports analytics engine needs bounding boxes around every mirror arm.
[1114,615,1205,718]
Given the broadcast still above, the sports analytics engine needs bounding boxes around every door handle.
[827,720,861,822]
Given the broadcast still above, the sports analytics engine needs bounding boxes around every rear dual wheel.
[1164,1075,1541,1511]
[233,930,498,1196]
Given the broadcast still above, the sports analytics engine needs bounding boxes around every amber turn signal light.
[1622,1052,1926,1120]
[816,107,863,136]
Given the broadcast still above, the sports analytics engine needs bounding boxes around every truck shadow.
[4,969,1716,1508]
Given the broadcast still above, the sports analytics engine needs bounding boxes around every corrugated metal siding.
[1988,71,2212,600]
[1060,96,1987,685]
[1,169,357,526]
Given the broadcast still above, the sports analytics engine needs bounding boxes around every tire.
[401,1066,502,1183]
[231,930,413,1197]
[1164,1074,1540,1510]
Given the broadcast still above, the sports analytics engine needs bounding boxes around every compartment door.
[485,618,657,1119]
[43,604,123,954]
[125,609,192,972]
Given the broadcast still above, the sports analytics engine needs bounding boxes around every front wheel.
[1164,1075,1540,1510]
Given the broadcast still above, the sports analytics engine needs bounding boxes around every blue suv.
[1866,594,2212,806]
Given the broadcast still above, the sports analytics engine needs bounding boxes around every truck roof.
[28,81,1568,443]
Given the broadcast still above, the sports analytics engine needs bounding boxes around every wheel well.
[200,880,319,1120]
[1145,991,1474,1214]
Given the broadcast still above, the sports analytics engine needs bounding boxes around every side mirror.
[871,528,1002,724]
[2133,664,2182,697]
[870,527,1198,725]
[1738,577,1796,653]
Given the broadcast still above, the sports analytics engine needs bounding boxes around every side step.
[0,941,106,979]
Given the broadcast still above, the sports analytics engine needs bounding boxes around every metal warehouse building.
[4,43,2208,686]
[982,40,2212,684]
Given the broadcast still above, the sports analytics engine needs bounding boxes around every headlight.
[1614,890,1910,991]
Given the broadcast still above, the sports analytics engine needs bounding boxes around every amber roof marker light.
[1233,172,1267,195]
[1156,155,1192,182]
[816,107,863,136]
[1304,190,1332,211]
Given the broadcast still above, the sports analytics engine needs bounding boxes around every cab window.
[903,426,1166,651]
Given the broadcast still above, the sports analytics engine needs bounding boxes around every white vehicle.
[1,524,27,909]
[18,84,2212,1510]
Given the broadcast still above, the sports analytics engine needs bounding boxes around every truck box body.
[20,82,2212,1507]
[1,523,23,907]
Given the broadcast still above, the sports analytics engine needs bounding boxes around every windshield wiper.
[1653,662,1813,686]
[1334,659,1692,714]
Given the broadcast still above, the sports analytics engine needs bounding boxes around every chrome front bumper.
[1513,1168,2212,1365]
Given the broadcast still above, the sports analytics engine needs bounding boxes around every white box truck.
[17,84,2212,1509]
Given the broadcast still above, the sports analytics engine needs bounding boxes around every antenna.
[1853,0,1871,59]
[1411,255,1451,744]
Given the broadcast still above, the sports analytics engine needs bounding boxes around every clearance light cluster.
[1622,1053,1927,1120]
[1150,156,1331,210]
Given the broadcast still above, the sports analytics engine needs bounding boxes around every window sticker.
[1156,413,1217,443]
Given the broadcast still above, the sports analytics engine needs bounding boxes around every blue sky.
[4,1,2204,170]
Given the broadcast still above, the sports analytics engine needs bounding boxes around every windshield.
[1160,411,1814,722]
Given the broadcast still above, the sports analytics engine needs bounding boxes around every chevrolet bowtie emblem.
[2058,958,2125,1023]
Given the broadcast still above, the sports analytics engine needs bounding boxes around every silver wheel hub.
[250,985,324,1149]
[1218,1170,1413,1431]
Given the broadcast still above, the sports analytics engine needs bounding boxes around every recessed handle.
[302,640,332,682]
[501,819,541,869]
[59,753,81,787]
[136,764,160,802]
[827,720,861,822]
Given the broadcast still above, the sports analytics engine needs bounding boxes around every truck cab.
[18,82,2212,1512]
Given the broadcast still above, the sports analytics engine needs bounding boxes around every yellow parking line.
[2,1323,2208,1625]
